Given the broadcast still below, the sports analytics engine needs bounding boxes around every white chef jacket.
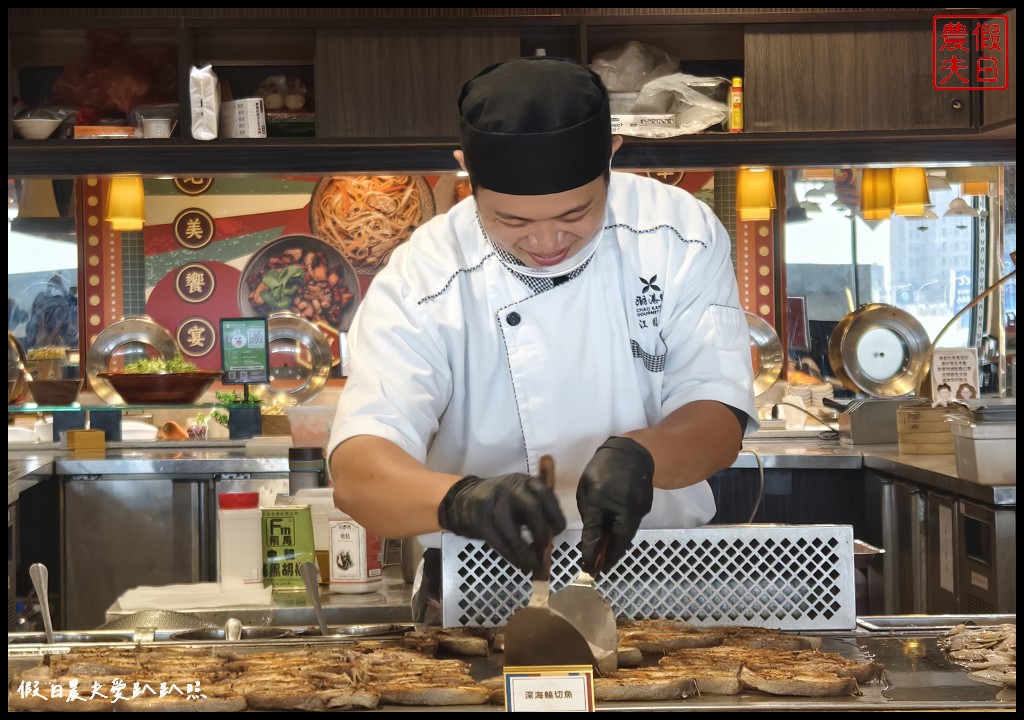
[327,171,759,550]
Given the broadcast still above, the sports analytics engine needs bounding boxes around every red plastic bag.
[49,29,178,120]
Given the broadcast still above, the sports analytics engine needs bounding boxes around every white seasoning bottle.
[328,508,383,594]
[218,492,264,586]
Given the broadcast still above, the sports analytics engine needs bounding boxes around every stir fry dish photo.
[241,236,359,329]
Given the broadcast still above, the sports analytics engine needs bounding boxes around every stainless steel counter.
[741,438,1015,506]
[55,448,289,476]
[7,452,59,505]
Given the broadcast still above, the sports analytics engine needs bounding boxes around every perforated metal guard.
[441,525,856,631]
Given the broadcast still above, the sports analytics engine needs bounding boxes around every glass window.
[784,167,1000,394]
[8,178,79,355]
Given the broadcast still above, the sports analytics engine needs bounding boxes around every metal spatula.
[503,456,597,671]
[549,530,619,675]
[29,563,54,644]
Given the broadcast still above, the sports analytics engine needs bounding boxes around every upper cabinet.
[981,8,1016,130]
[7,9,1016,176]
[744,21,973,133]
[315,28,520,140]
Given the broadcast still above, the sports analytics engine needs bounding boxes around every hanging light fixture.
[944,196,980,219]
[737,168,775,221]
[891,167,931,217]
[105,176,146,231]
[860,168,893,220]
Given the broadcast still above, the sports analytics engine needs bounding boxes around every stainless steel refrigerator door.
[63,476,203,629]
[926,491,959,613]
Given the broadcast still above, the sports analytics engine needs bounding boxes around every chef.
[327,55,758,620]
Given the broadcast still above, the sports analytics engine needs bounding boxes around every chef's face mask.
[476,174,609,277]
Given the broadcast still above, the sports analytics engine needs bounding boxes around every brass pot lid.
[827,312,858,393]
[829,303,930,398]
[248,311,333,406]
[8,332,32,404]
[85,316,179,404]
[745,312,783,398]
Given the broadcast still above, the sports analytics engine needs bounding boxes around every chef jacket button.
[506,311,521,327]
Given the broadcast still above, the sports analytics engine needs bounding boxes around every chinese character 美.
[184,217,206,242]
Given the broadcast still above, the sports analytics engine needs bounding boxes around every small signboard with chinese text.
[220,317,269,385]
[503,665,595,712]
[930,347,981,406]
[933,14,1009,90]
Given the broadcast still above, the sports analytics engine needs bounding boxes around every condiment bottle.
[328,508,383,594]
[729,76,744,133]
[217,492,264,586]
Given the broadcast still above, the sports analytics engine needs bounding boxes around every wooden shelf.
[8,131,1017,177]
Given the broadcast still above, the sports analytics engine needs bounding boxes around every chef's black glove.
[438,473,566,577]
[577,436,655,575]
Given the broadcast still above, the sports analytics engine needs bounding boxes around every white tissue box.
[219,98,267,138]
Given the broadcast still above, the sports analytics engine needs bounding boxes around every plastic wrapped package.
[590,40,730,137]
[189,65,220,141]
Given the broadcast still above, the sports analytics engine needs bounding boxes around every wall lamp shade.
[106,176,146,231]
[944,197,980,218]
[860,168,893,220]
[891,167,931,217]
[946,166,997,196]
[737,169,776,221]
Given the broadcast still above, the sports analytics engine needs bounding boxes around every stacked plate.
[810,382,834,406]
[788,384,813,406]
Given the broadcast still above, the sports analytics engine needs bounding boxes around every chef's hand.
[577,436,655,575]
[438,473,566,576]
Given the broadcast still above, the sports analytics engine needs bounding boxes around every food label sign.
[503,665,595,712]
[220,317,269,384]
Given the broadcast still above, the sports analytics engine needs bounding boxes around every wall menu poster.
[929,347,980,406]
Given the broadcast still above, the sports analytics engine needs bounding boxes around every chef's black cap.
[458,56,612,196]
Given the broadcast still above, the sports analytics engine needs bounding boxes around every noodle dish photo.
[309,175,435,275]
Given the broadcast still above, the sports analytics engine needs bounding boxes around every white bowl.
[14,117,63,140]
[121,420,159,442]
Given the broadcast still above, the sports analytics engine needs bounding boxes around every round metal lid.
[745,312,783,398]
[249,311,333,406]
[8,332,31,404]
[85,316,179,404]
[832,303,930,397]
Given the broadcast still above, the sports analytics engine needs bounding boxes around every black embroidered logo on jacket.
[634,276,664,329]
[640,275,662,293]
